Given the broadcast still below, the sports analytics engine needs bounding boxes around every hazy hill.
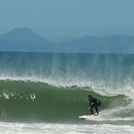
[0,28,134,53]
[57,35,134,53]
[0,28,54,52]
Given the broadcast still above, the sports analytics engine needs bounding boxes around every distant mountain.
[57,34,134,53]
[0,28,134,53]
[57,36,102,53]
[102,34,134,53]
[0,28,54,52]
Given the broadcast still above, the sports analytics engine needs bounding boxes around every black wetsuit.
[88,97,101,115]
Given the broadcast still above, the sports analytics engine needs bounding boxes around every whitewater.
[0,52,133,133]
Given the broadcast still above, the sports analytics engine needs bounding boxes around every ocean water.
[0,52,133,133]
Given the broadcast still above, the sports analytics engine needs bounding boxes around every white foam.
[0,122,133,134]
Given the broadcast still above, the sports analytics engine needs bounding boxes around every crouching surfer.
[88,95,101,116]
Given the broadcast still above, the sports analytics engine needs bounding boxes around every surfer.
[88,95,101,116]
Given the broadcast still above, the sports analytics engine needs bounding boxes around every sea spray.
[0,52,133,122]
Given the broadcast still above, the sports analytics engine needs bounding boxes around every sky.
[0,0,134,42]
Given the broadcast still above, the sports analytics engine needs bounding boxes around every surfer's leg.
[95,107,99,115]
[90,108,94,115]
[90,105,95,115]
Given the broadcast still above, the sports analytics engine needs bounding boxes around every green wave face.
[0,80,132,122]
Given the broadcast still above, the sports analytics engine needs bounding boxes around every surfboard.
[79,115,96,120]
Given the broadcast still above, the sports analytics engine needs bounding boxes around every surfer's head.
[88,95,92,99]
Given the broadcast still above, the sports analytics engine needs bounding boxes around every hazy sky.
[0,0,134,42]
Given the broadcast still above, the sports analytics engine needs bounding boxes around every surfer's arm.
[88,104,91,111]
